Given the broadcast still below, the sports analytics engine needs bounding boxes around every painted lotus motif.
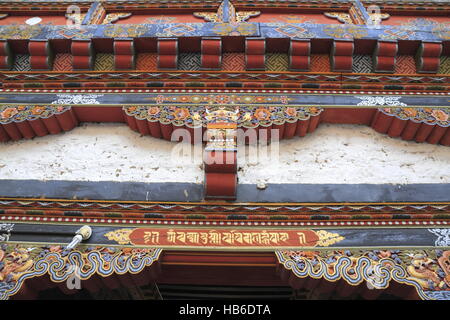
[254,108,271,121]
[0,108,18,120]
[0,106,72,124]
[148,107,160,116]
[31,106,46,115]
[172,108,190,120]
[431,110,449,122]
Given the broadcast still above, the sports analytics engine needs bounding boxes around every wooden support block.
[157,38,178,70]
[289,39,310,71]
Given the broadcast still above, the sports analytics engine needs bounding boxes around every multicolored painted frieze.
[1,198,449,221]
[4,223,450,249]
[380,107,450,127]
[0,21,448,41]
[276,248,450,300]
[0,242,162,300]
[0,93,448,108]
[1,71,447,84]
[122,105,323,128]
[0,105,70,125]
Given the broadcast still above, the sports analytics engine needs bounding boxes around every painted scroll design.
[51,94,103,105]
[103,24,148,38]
[0,224,14,242]
[122,105,324,128]
[0,244,162,300]
[429,229,450,247]
[379,108,450,128]
[276,249,450,300]
[322,24,368,39]
[0,23,43,39]
[356,96,407,107]
[0,105,71,124]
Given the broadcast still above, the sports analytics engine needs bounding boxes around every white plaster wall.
[0,123,449,184]
[0,123,203,183]
[238,124,450,184]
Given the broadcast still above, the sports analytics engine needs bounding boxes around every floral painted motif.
[356,96,407,107]
[123,106,323,128]
[151,94,290,105]
[103,24,147,38]
[0,244,162,300]
[0,24,42,40]
[211,23,258,36]
[235,23,258,36]
[123,105,206,128]
[276,249,450,300]
[380,108,450,128]
[0,105,71,125]
[323,25,368,39]
[239,106,323,128]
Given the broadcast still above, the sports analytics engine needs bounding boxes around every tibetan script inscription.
[105,228,345,248]
[122,228,332,248]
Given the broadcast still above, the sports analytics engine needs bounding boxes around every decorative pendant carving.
[325,12,354,24]
[102,13,132,25]
[325,11,389,25]
[0,244,162,300]
[277,249,450,300]
[194,0,260,24]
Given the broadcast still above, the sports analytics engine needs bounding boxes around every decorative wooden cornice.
[276,247,450,300]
